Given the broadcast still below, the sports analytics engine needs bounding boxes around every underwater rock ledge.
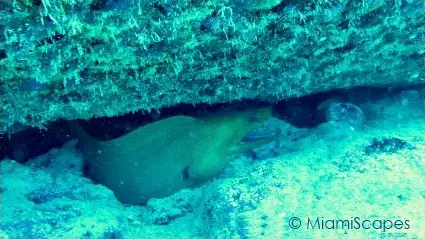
[1,87,424,238]
[0,0,424,133]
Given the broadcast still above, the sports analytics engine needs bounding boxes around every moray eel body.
[73,107,272,205]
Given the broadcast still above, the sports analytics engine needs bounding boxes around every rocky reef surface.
[1,87,424,238]
[1,0,424,133]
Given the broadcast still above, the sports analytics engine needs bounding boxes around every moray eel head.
[73,107,273,205]
[187,107,273,181]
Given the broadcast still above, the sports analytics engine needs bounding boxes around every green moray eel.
[73,107,273,205]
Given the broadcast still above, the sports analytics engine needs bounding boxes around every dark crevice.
[1,84,423,163]
[36,32,66,47]
[0,49,7,60]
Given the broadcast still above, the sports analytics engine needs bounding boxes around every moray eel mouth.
[73,107,274,205]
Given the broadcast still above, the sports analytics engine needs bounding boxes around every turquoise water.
[1,0,424,238]
[1,87,424,238]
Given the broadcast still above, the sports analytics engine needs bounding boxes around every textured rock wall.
[0,0,423,133]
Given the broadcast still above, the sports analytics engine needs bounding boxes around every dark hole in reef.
[0,49,6,60]
[32,0,42,6]
[90,39,104,46]
[337,19,349,30]
[1,85,422,163]
[0,135,5,159]
[181,167,190,180]
[273,91,329,128]
[36,32,66,47]
[1,121,73,164]
[90,0,108,10]
[153,2,168,16]
[76,100,272,141]
[333,42,356,54]
[82,163,93,180]
[408,52,424,60]
[0,100,271,163]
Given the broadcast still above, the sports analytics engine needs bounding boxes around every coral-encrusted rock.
[0,0,424,133]
[317,101,365,130]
